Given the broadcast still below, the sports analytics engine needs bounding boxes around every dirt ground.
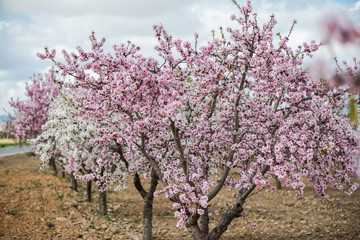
[0,154,359,240]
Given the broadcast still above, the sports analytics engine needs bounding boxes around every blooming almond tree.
[32,92,128,215]
[38,1,360,239]
[8,69,60,173]
[38,34,162,239]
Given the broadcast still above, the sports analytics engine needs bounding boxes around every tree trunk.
[200,208,209,236]
[143,196,154,240]
[185,205,244,240]
[61,169,65,178]
[71,174,78,191]
[185,214,207,240]
[98,189,107,216]
[49,157,58,175]
[207,202,243,240]
[185,167,270,240]
[206,165,269,239]
[86,181,92,202]
[134,171,159,240]
[275,177,282,190]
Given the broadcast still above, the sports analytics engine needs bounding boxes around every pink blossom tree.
[8,69,61,173]
[38,1,360,239]
[8,69,60,140]
[38,34,162,239]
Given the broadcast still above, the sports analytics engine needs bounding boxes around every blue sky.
[0,0,359,115]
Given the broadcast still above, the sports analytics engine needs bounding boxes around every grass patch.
[0,184,5,187]
[86,225,95,230]
[163,211,173,217]
[30,169,39,174]
[16,186,30,191]
[31,180,42,188]
[55,191,64,199]
[0,139,19,148]
[105,214,117,222]
[5,209,18,216]
[0,143,18,148]
[15,181,41,191]
[57,206,66,211]
[26,151,36,156]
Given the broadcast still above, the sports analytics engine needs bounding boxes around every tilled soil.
[0,154,359,239]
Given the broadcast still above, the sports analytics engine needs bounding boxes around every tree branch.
[169,119,188,179]
[134,173,147,199]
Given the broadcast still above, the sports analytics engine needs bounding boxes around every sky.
[0,0,359,116]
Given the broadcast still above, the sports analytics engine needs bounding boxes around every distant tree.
[8,69,60,173]
[8,70,60,140]
[1,115,14,139]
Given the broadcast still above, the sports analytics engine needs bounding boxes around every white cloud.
[0,0,359,115]
[350,1,360,11]
[0,70,9,79]
[0,0,195,18]
[0,80,27,114]
[0,20,10,30]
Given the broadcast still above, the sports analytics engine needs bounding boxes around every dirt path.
[0,154,360,239]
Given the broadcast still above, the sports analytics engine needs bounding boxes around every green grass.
[86,225,95,230]
[16,186,30,191]
[31,180,42,188]
[163,211,173,217]
[65,176,71,182]
[5,209,18,216]
[0,139,19,148]
[55,191,64,199]
[0,143,19,148]
[26,151,36,156]
[15,181,41,191]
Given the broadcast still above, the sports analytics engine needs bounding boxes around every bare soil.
[0,154,359,239]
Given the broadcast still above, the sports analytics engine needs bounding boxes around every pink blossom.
[322,15,359,44]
